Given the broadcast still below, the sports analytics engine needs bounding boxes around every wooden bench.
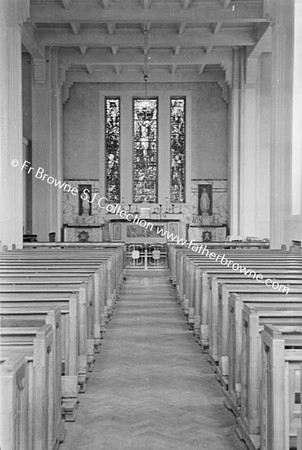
[0,250,124,323]
[0,267,108,349]
[0,261,112,336]
[0,352,29,450]
[208,278,302,366]
[0,245,125,447]
[214,277,302,370]
[0,324,64,450]
[0,308,64,447]
[260,324,302,450]
[168,243,281,286]
[193,267,302,346]
[226,293,302,417]
[173,249,302,330]
[236,306,302,449]
[173,248,302,304]
[0,281,94,391]
[0,300,79,421]
[169,245,302,449]
[173,246,302,296]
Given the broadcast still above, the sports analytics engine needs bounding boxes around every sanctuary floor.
[60,272,246,450]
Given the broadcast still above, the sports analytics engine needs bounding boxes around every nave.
[60,272,246,450]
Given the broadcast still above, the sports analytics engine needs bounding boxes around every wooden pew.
[173,248,302,306]
[0,262,111,341]
[0,283,92,391]
[0,250,123,323]
[195,268,302,347]
[0,352,29,450]
[169,245,302,449]
[174,250,302,333]
[214,276,302,367]
[0,324,64,450]
[168,243,279,286]
[170,249,302,351]
[0,245,125,446]
[184,256,302,312]
[0,247,125,384]
[0,308,65,448]
[0,267,107,349]
[0,300,79,421]
[226,293,302,417]
[236,306,302,449]
[208,279,302,368]
[173,246,302,299]
[260,324,302,450]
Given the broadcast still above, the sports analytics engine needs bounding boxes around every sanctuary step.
[125,268,170,277]
[59,274,246,450]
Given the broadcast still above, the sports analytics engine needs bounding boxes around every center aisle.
[60,273,246,450]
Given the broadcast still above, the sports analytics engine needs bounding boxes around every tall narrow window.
[105,98,120,202]
[133,98,158,203]
[170,97,185,202]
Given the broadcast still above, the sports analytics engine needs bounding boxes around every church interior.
[1,0,302,449]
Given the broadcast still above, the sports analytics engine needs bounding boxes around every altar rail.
[125,242,168,269]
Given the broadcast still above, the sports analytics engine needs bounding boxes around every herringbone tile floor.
[60,273,246,450]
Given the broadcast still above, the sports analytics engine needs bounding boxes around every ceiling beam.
[213,23,222,34]
[61,0,72,9]
[247,22,272,58]
[183,0,191,9]
[174,45,181,55]
[70,22,81,34]
[37,29,256,47]
[79,45,88,54]
[114,64,121,74]
[107,22,115,35]
[178,22,186,34]
[212,0,231,36]
[142,0,151,9]
[86,64,93,74]
[142,22,151,31]
[21,23,45,59]
[111,45,119,55]
[66,69,226,83]
[198,64,206,75]
[170,64,177,74]
[29,3,268,24]
[102,0,109,10]
[221,0,231,8]
[60,48,231,65]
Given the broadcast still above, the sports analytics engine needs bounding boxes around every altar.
[187,224,227,242]
[108,216,183,243]
[63,225,103,242]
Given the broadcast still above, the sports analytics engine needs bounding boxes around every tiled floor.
[60,273,246,450]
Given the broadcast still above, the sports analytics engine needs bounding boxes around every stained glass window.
[170,97,185,202]
[133,98,158,203]
[105,98,120,202]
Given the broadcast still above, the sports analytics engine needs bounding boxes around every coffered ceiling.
[23,0,271,84]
